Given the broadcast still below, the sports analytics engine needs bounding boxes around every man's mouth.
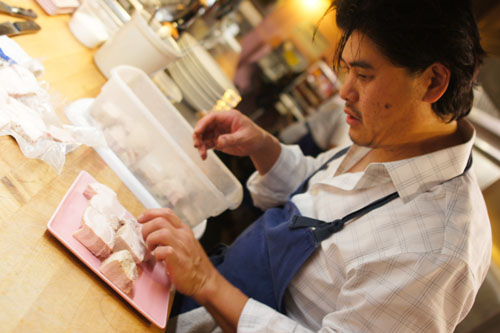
[344,104,362,125]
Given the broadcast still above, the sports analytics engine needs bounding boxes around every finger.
[216,134,232,149]
[216,130,246,150]
[193,112,218,136]
[193,139,208,160]
[199,145,207,160]
[137,208,183,228]
[137,208,170,223]
[152,245,175,262]
[145,228,177,252]
[141,216,170,240]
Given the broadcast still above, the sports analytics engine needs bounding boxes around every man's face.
[339,31,427,149]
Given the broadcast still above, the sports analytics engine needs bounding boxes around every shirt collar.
[385,119,475,202]
[333,119,475,202]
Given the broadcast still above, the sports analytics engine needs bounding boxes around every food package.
[0,41,106,173]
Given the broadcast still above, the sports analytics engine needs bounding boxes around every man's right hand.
[193,110,281,175]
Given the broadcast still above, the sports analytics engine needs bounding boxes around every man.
[139,0,491,331]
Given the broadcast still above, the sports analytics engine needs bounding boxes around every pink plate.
[47,170,171,328]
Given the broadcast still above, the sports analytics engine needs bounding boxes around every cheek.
[360,93,388,122]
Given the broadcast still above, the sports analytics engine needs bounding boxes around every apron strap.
[290,153,473,242]
[290,191,399,242]
[291,146,350,196]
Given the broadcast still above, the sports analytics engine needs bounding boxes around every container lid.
[69,11,108,48]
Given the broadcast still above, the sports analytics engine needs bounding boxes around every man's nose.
[339,77,358,102]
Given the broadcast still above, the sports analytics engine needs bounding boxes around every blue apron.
[171,147,472,316]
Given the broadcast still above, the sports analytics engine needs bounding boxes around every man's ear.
[422,63,451,103]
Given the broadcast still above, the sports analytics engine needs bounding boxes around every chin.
[349,132,373,148]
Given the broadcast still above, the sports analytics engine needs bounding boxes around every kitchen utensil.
[0,20,40,36]
[0,1,37,19]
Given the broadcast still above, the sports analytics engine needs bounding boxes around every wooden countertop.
[0,1,164,331]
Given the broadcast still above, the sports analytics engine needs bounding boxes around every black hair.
[327,0,485,121]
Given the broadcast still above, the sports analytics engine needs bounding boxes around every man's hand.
[138,208,217,299]
[193,110,281,174]
[138,208,249,332]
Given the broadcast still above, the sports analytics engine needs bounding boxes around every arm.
[138,208,247,332]
[193,110,281,175]
[139,209,476,332]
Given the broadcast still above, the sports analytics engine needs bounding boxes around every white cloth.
[239,119,491,332]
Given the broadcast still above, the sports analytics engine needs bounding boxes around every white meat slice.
[99,250,138,294]
[89,192,126,231]
[73,206,115,259]
[114,219,147,263]
[83,182,117,200]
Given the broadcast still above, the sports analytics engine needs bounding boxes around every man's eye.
[357,74,371,80]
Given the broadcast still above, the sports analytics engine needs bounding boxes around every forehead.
[341,31,389,67]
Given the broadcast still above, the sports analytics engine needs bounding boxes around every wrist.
[250,132,281,175]
[193,268,223,306]
[194,269,249,331]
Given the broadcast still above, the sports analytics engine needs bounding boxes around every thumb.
[216,131,245,149]
[153,245,176,262]
[216,134,230,149]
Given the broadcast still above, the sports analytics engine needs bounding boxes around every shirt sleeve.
[246,144,341,210]
[237,253,477,332]
[238,298,314,333]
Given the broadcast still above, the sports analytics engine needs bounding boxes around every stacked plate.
[167,32,239,112]
[36,0,80,15]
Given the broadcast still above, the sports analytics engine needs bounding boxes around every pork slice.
[114,219,147,263]
[83,182,117,200]
[73,206,115,259]
[89,192,126,230]
[99,250,138,294]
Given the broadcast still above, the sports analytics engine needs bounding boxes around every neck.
[349,120,464,173]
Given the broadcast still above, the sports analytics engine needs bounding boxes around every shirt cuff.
[246,144,305,209]
[238,298,300,332]
[247,144,303,191]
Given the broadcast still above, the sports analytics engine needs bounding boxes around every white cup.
[94,10,181,78]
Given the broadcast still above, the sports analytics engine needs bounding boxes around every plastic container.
[87,65,243,228]
[94,10,181,78]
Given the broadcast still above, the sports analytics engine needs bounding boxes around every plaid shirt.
[241,119,491,332]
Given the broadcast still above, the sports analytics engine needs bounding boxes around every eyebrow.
[340,59,374,70]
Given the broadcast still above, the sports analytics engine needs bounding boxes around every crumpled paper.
[0,41,106,173]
